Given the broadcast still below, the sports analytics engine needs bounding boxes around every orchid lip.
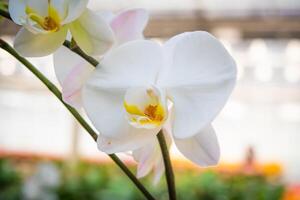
[123,86,168,129]
[25,2,61,32]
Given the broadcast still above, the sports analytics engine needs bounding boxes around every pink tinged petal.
[111,9,149,44]
[53,46,94,108]
[133,141,157,178]
[152,156,164,185]
[152,130,172,184]
[69,9,115,55]
[132,130,171,183]
[53,46,83,85]
[174,125,220,166]
[14,26,67,57]
[62,63,93,108]
[161,101,174,137]
[62,0,88,24]
[159,31,237,139]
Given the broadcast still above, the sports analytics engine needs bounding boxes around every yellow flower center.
[124,88,167,128]
[25,2,61,32]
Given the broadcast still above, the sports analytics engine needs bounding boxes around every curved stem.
[63,40,99,67]
[157,131,177,200]
[0,39,156,200]
[0,8,11,21]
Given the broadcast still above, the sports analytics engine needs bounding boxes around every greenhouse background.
[0,0,300,199]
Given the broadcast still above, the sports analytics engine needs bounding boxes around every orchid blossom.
[82,32,237,179]
[9,0,115,56]
[53,9,149,108]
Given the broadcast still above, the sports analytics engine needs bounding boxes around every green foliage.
[176,171,285,200]
[56,162,145,200]
[0,159,22,200]
[0,159,285,200]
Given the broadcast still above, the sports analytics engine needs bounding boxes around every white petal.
[84,40,163,90]
[159,31,237,138]
[49,0,69,20]
[25,0,48,16]
[83,83,128,138]
[14,27,67,57]
[96,10,115,24]
[98,129,158,154]
[97,129,159,154]
[69,9,115,55]
[9,0,26,25]
[111,9,149,44]
[174,125,220,166]
[62,0,88,24]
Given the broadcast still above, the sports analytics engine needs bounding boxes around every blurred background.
[0,0,300,199]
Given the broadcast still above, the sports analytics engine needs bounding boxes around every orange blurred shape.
[283,185,300,200]
[260,163,283,177]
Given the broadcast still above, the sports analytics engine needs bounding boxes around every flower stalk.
[0,7,11,20]
[63,40,99,67]
[0,39,156,200]
[157,131,177,200]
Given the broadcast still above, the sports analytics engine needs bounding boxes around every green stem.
[0,7,11,20]
[63,40,99,67]
[157,131,177,200]
[0,39,156,200]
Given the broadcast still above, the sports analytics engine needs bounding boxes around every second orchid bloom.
[9,0,115,56]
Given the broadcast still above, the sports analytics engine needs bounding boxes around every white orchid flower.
[53,9,149,108]
[82,31,237,175]
[9,0,115,56]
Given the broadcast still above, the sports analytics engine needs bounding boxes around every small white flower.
[82,31,237,179]
[9,0,114,56]
[53,9,149,108]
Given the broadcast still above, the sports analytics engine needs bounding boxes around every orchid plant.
[0,1,237,200]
